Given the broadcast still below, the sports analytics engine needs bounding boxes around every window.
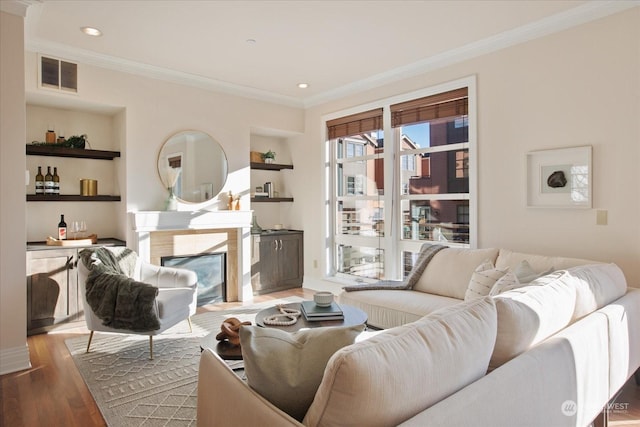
[326,78,475,281]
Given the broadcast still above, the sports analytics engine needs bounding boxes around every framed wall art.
[526,145,592,208]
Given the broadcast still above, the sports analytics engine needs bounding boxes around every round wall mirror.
[157,130,228,204]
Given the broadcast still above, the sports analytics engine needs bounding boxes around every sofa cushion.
[338,289,461,329]
[414,247,499,299]
[303,297,497,427]
[490,270,577,370]
[568,263,627,320]
[464,260,508,301]
[239,324,364,421]
[495,248,595,272]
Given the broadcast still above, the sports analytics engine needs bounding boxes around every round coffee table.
[255,302,368,333]
[201,302,368,360]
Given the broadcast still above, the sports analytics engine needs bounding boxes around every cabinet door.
[27,249,78,334]
[277,233,303,286]
[255,235,280,290]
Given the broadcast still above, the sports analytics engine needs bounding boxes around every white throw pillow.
[304,297,497,427]
[568,263,628,320]
[489,271,521,296]
[239,324,364,421]
[464,260,508,301]
[490,270,576,370]
[514,260,554,283]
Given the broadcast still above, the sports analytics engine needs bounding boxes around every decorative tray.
[46,234,98,246]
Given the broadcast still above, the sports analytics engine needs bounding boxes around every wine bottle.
[35,166,44,195]
[44,166,54,195]
[53,167,60,195]
[58,214,67,240]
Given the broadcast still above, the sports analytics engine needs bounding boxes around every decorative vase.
[251,214,263,234]
[165,187,178,211]
[265,157,274,164]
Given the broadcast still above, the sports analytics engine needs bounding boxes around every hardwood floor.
[1,286,639,427]
[0,288,311,426]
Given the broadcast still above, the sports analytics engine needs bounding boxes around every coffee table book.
[301,301,344,321]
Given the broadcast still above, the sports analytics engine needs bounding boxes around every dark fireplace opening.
[161,252,226,306]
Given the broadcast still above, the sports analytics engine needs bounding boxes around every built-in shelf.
[26,145,121,160]
[26,195,121,202]
[250,162,293,171]
[251,197,294,203]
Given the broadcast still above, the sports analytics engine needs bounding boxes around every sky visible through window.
[401,123,430,147]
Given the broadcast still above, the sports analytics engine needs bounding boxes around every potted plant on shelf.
[262,150,276,164]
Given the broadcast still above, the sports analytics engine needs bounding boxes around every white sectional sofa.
[197,247,640,427]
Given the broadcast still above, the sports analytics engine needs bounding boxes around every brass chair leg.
[187,317,193,333]
[86,331,94,353]
[149,336,153,360]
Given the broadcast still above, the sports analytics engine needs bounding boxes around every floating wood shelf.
[251,197,294,203]
[27,194,121,202]
[26,145,121,160]
[250,162,293,171]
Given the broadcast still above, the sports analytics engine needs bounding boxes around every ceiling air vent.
[38,55,78,94]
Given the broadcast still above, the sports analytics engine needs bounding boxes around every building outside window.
[326,77,476,281]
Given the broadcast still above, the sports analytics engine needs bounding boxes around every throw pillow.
[464,260,508,301]
[488,271,521,296]
[489,270,576,370]
[239,323,364,421]
[514,260,554,283]
[303,297,497,427]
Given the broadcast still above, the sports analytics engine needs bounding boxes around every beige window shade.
[391,88,468,128]
[327,108,383,139]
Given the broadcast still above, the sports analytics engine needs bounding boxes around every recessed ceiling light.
[81,26,102,37]
[246,38,257,44]
[297,83,309,89]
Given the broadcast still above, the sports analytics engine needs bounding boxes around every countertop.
[27,238,126,251]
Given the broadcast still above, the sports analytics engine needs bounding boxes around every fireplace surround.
[129,210,253,302]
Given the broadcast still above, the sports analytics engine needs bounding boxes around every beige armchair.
[78,246,198,359]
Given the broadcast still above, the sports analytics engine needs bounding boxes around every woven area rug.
[65,297,302,427]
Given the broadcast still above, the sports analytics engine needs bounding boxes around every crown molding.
[25,39,305,109]
[0,0,40,17]
[23,0,639,110]
[303,0,640,108]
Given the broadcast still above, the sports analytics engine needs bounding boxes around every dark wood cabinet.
[26,239,125,335]
[26,248,79,335]
[251,231,303,295]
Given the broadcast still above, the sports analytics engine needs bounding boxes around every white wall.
[298,7,640,288]
[23,52,305,243]
[0,11,30,375]
[25,105,122,241]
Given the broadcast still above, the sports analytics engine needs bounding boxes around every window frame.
[323,76,477,282]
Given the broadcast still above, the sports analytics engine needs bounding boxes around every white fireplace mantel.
[130,210,253,232]
[128,210,253,301]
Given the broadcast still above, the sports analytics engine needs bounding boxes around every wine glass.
[78,220,87,239]
[69,221,79,240]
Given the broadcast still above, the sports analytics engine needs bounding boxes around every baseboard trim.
[0,343,31,375]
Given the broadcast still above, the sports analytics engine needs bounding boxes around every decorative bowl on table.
[313,291,334,307]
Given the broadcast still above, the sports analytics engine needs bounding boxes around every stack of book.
[301,301,344,321]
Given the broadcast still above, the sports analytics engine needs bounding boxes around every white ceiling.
[17,0,638,108]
